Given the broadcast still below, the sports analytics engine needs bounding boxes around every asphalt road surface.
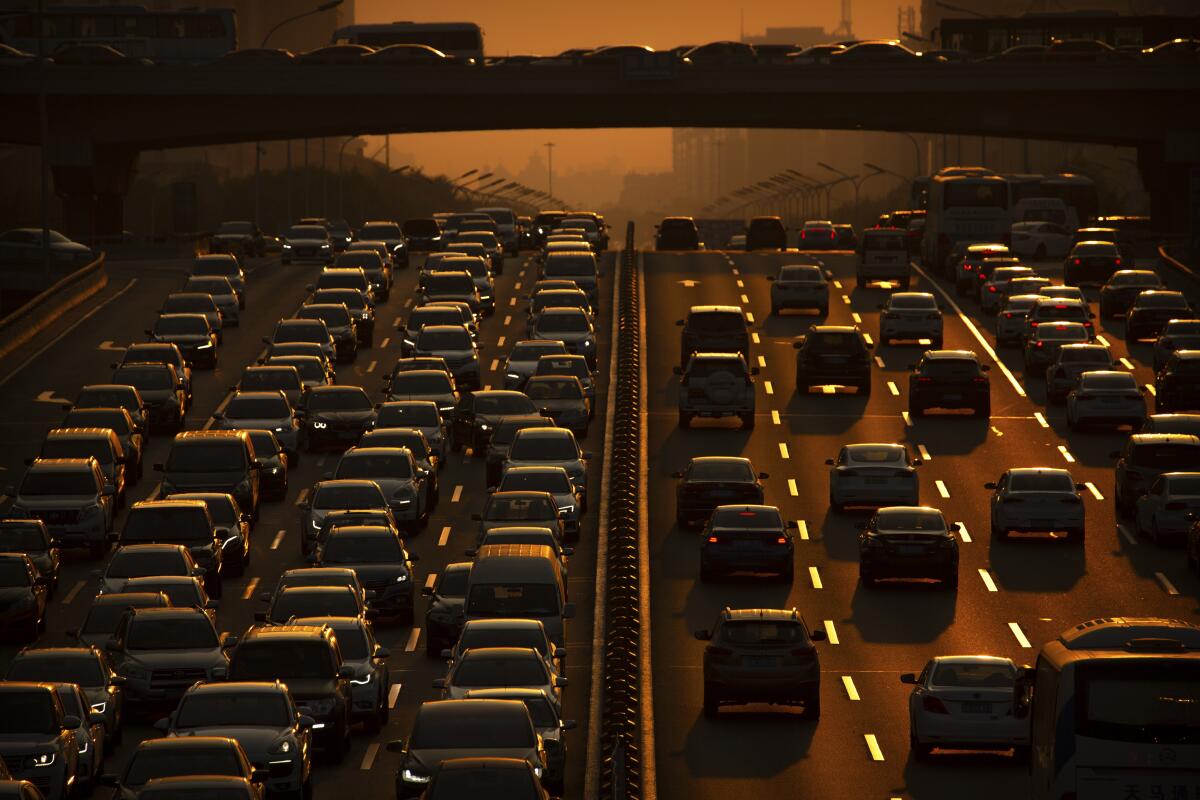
[0,248,614,799]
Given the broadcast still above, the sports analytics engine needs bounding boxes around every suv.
[908,350,990,417]
[1098,270,1164,318]
[38,428,127,509]
[856,228,910,289]
[59,407,144,484]
[227,625,355,761]
[675,353,757,429]
[746,216,787,250]
[451,390,540,453]
[768,263,829,315]
[120,342,192,404]
[1127,290,1194,342]
[414,324,481,390]
[699,505,796,582]
[0,683,80,800]
[793,325,873,394]
[694,608,826,719]
[1025,297,1095,342]
[157,431,260,523]
[5,645,124,741]
[0,553,49,641]
[117,500,224,596]
[678,305,749,367]
[0,519,59,596]
[311,525,418,624]
[1113,434,1200,516]
[110,363,186,432]
[101,737,263,799]
[105,607,235,705]
[1045,343,1115,403]
[1156,351,1200,413]
[655,217,701,250]
[7,458,114,559]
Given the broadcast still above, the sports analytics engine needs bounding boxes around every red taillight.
[707,536,719,543]
[801,231,807,239]
[1115,258,1122,266]
[777,537,788,544]
[963,264,973,271]
[1073,258,1082,265]
[1030,321,1041,326]
[1003,312,1014,319]
[988,286,997,293]
[922,695,949,714]
[978,272,988,280]
[1036,341,1045,348]
[917,377,933,384]
[973,376,987,384]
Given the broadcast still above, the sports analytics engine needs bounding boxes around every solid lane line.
[865,734,884,761]
[808,566,823,589]
[1156,572,1181,596]
[241,577,260,601]
[979,569,998,592]
[438,526,451,546]
[404,628,421,652]
[451,485,463,503]
[1009,622,1032,648]
[1084,482,1104,500]
[271,529,285,549]
[936,480,950,499]
[842,676,861,701]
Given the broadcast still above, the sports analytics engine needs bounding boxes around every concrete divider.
[1158,243,1199,287]
[0,253,107,362]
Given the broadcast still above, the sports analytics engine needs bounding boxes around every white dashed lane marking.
[788,479,798,496]
[808,566,823,589]
[1084,482,1104,500]
[1057,445,1075,463]
[797,520,809,540]
[63,580,85,604]
[823,620,839,644]
[1009,622,1032,648]
[1034,412,1049,427]
[757,355,766,368]
[955,522,971,543]
[842,676,861,701]
[451,485,463,503]
[874,356,885,369]
[979,569,998,592]
[887,381,899,396]
[388,683,402,708]
[360,743,380,770]
[771,410,781,425]
[438,526,452,546]
[241,577,260,601]
[865,734,884,761]
[405,628,421,652]
[778,443,790,459]
[917,444,931,461]
[764,381,774,395]
[936,480,950,499]
[1118,524,1138,545]
[1156,572,1180,596]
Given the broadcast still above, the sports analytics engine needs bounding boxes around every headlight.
[268,738,294,755]
[478,423,489,431]
[394,499,412,506]
[306,698,337,716]
[32,753,55,768]
[395,573,409,583]
[350,673,373,685]
[90,701,107,714]
[283,243,292,249]
[311,518,321,529]
[583,340,594,348]
[506,373,521,379]
[275,426,287,433]
[403,339,415,347]
[360,312,370,320]
[533,766,543,778]
[196,342,213,349]
[558,505,575,515]
[320,244,331,251]
[78,738,89,754]
[311,421,328,429]
[270,467,281,475]
[222,535,241,548]
[402,768,431,784]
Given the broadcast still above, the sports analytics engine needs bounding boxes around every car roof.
[126,606,210,622]
[135,736,241,751]
[722,608,803,622]
[415,698,531,722]
[877,505,944,517]
[689,455,751,466]
[1129,433,1200,445]
[289,616,366,632]
[242,624,332,641]
[45,428,118,441]
[1008,467,1071,477]
[25,457,97,472]
[12,645,100,659]
[923,349,979,360]
[688,305,742,314]
[930,655,1015,666]
[458,646,543,662]
[513,427,574,440]
[90,591,170,605]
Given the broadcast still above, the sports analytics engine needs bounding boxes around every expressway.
[644,245,1200,800]
[0,247,615,799]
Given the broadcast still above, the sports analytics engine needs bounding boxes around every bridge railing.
[0,252,107,361]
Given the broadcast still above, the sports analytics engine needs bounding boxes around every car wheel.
[741,412,755,430]
[859,570,875,588]
[1070,527,1086,544]
[702,685,719,719]
[678,411,692,429]
[801,690,820,720]
[911,732,933,762]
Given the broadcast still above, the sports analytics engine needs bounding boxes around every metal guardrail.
[0,253,107,361]
[600,222,643,800]
[1158,243,1200,290]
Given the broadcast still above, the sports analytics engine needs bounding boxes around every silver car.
[1066,370,1147,431]
[827,443,921,512]
[903,656,1028,762]
[504,340,568,390]
[496,466,582,538]
[1044,343,1114,403]
[978,266,1035,314]
[995,294,1042,346]
[1134,471,1200,543]
[212,390,300,453]
[986,467,1085,542]
[502,427,590,512]
[878,292,943,347]
[183,275,240,326]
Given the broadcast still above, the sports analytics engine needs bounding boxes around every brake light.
[917,377,933,384]
[1115,258,1122,266]
[978,272,988,280]
[922,695,950,714]
[1036,341,1045,348]
[801,231,807,240]
[1004,312,1014,319]
[707,536,719,543]
[777,537,789,544]
[1073,258,1082,265]
[963,264,973,271]
[988,286,997,293]
[1055,304,1067,309]
[972,376,987,384]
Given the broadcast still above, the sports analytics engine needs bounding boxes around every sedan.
[903,656,1029,761]
[1023,322,1092,376]
[1045,343,1115,403]
[986,467,1085,542]
[878,292,943,347]
[503,340,569,390]
[434,647,566,705]
[496,466,582,539]
[978,266,1035,314]
[994,295,1042,346]
[1099,269,1164,318]
[827,443,921,512]
[1066,370,1147,430]
[212,391,300,453]
[768,263,829,315]
[699,504,796,582]
[673,456,766,528]
[857,506,959,588]
[1134,471,1200,544]
[1127,290,1194,342]
[1153,319,1200,372]
[1155,350,1200,413]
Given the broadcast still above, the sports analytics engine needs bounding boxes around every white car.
[827,443,921,512]
[902,655,1029,761]
[878,292,943,346]
[1010,220,1072,260]
[986,467,1085,542]
[1036,284,1085,303]
[1134,471,1200,543]
[1066,370,1147,431]
[995,295,1041,346]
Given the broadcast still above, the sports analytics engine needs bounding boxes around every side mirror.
[900,673,918,685]
[421,586,434,597]
[792,341,804,349]
[431,678,447,689]
[583,451,593,459]
[107,531,120,543]
[262,336,270,344]
[297,714,316,728]
[984,481,997,490]
[693,629,712,641]
[385,739,407,754]
[555,677,569,688]
[563,546,575,556]
[258,591,272,603]
[824,458,835,466]
[109,675,127,686]
[104,638,119,652]
[949,522,961,532]
[854,522,868,530]
[758,472,769,479]
[251,768,269,784]
[1076,483,1087,491]
[670,470,683,479]
[810,628,827,642]
[210,412,224,421]
[220,632,239,649]
[153,718,170,732]
[981,364,991,372]
[375,646,391,659]
[464,548,477,557]
[786,520,799,529]
[62,715,81,730]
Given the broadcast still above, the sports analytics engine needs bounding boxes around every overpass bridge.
[2,58,1198,235]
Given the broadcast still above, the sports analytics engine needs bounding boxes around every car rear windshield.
[875,511,946,532]
[846,446,904,463]
[308,390,371,412]
[1010,472,1074,492]
[276,322,327,343]
[807,332,862,351]
[313,485,384,509]
[194,258,239,276]
[164,296,216,314]
[271,588,361,624]
[501,471,572,494]
[1060,348,1109,363]
[921,359,979,377]
[240,371,299,394]
[403,219,440,236]
[0,561,30,587]
[227,397,289,418]
[114,367,173,390]
[1132,444,1200,469]
[270,359,325,383]
[300,307,352,327]
[524,379,582,400]
[1164,475,1200,495]
[535,358,588,378]
[322,533,404,563]
[412,709,534,749]
[129,582,202,607]
[124,748,243,786]
[425,273,476,293]
[176,692,290,728]
[1075,243,1118,256]
[186,277,232,294]
[453,655,546,686]
[418,329,472,350]
[82,601,160,636]
[167,442,246,472]
[460,628,547,655]
[19,470,96,495]
[42,438,113,464]
[931,661,1016,687]
[485,495,556,520]
[124,507,211,542]
[438,569,470,597]
[287,226,327,239]
[688,311,744,333]
[127,616,217,650]
[512,344,566,362]
[510,436,577,461]
[408,309,461,329]
[1039,326,1088,341]
[364,432,427,457]
[779,265,822,282]
[1035,304,1088,321]
[721,621,806,644]
[8,656,103,686]
[376,404,440,427]
[710,507,782,528]
[686,358,745,379]
[863,233,905,250]
[544,257,597,278]
[689,461,753,482]
[1080,373,1137,390]
[536,313,590,334]
[390,374,453,395]
[0,525,47,551]
[475,395,536,415]
[359,223,402,239]
[64,410,132,434]
[0,693,57,734]
[1112,272,1160,286]
[467,583,560,618]
[889,295,936,310]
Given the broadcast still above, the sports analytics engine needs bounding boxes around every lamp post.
[258,0,343,228]
[543,142,555,200]
[818,162,878,228]
[337,136,357,219]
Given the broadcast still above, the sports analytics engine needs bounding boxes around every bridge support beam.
[1138,135,1200,241]
[48,138,137,241]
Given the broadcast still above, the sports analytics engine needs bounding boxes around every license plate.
[865,477,888,485]
[1033,519,1053,527]
[962,702,992,714]
[897,544,925,555]
[744,656,781,668]
[943,393,961,401]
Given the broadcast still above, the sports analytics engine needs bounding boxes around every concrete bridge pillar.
[1138,134,1200,244]
[47,136,137,241]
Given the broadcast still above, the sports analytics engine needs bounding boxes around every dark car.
[423,562,472,657]
[146,314,217,369]
[311,525,418,625]
[655,217,701,250]
[288,616,391,733]
[484,417,556,490]
[673,456,767,528]
[210,221,264,259]
[678,305,749,367]
[0,520,59,596]
[908,350,990,417]
[100,737,262,800]
[227,625,355,760]
[117,500,224,596]
[1098,269,1164,318]
[335,249,392,301]
[800,220,839,251]
[1156,351,1200,413]
[38,428,127,509]
[1154,319,1200,372]
[244,430,289,501]
[111,363,186,432]
[451,390,540,453]
[156,431,260,526]
[298,386,376,452]
[422,757,548,800]
[0,683,80,800]
[1063,240,1123,286]
[793,325,873,394]
[71,591,170,650]
[387,699,547,798]
[0,553,49,641]
[131,776,261,800]
[297,480,392,556]
[1127,290,1194,342]
[402,218,443,252]
[699,505,796,583]
[356,220,409,269]
[857,506,960,588]
[155,682,312,799]
[59,407,144,484]
[5,646,124,742]
[1112,434,1200,516]
[258,585,366,626]
[311,287,375,347]
[103,606,235,705]
[746,216,787,251]
[69,385,147,441]
[119,342,193,404]
[694,608,826,719]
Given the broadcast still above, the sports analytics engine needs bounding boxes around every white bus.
[921,171,1012,271]
[332,22,483,62]
[1020,617,1200,800]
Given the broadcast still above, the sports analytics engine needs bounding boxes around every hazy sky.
[358,0,904,179]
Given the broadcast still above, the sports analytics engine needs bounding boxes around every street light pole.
[544,142,555,201]
[337,136,356,219]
